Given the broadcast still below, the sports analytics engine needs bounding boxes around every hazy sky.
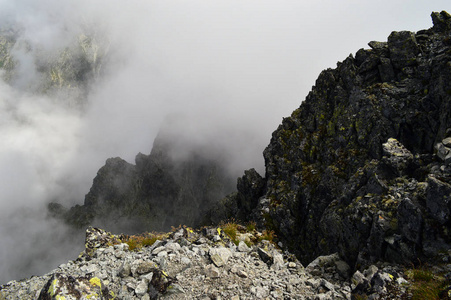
[0,0,450,283]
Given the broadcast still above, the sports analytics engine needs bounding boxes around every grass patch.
[219,220,276,247]
[221,221,239,245]
[412,268,435,281]
[123,232,166,251]
[258,229,276,243]
[406,267,450,300]
[246,221,256,232]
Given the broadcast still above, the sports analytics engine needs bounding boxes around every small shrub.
[171,225,182,232]
[352,294,368,300]
[246,221,256,232]
[407,267,449,300]
[123,232,165,251]
[141,236,158,247]
[220,220,277,247]
[259,229,276,243]
[221,222,238,243]
[411,282,442,300]
[412,268,434,282]
[126,238,139,251]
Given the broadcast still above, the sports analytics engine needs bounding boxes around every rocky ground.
[2,226,446,300]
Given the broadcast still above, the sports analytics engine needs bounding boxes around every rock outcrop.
[52,122,236,233]
[226,11,451,270]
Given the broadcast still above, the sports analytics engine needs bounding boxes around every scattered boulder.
[306,253,351,280]
[351,265,408,299]
[436,139,451,164]
[37,273,113,300]
[382,138,413,175]
[209,247,232,267]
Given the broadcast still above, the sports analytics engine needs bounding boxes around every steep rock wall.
[256,11,451,267]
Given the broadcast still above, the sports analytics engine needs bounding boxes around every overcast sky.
[0,0,450,283]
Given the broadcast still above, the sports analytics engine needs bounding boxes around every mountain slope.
[51,10,451,271]
[230,10,451,268]
[52,120,236,233]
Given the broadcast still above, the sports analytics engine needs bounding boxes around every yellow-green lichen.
[89,277,102,287]
[48,278,58,296]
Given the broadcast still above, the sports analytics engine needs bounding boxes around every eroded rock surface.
[221,11,451,270]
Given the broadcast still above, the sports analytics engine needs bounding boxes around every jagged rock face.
[0,26,105,107]
[256,11,451,267]
[60,129,236,233]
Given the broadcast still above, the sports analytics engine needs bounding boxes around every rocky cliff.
[51,120,236,233]
[223,11,451,271]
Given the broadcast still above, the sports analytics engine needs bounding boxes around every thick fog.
[0,0,449,284]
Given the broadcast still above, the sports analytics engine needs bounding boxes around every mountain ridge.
[54,10,451,270]
[2,10,451,300]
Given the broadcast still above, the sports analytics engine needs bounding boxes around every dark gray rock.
[378,57,396,82]
[257,248,274,266]
[387,31,420,69]
[382,138,413,175]
[370,271,393,294]
[426,175,451,224]
[232,10,451,270]
[368,41,388,50]
[431,11,451,32]
[397,198,423,244]
[236,168,265,218]
[436,142,451,164]
[335,260,351,279]
[41,10,451,283]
